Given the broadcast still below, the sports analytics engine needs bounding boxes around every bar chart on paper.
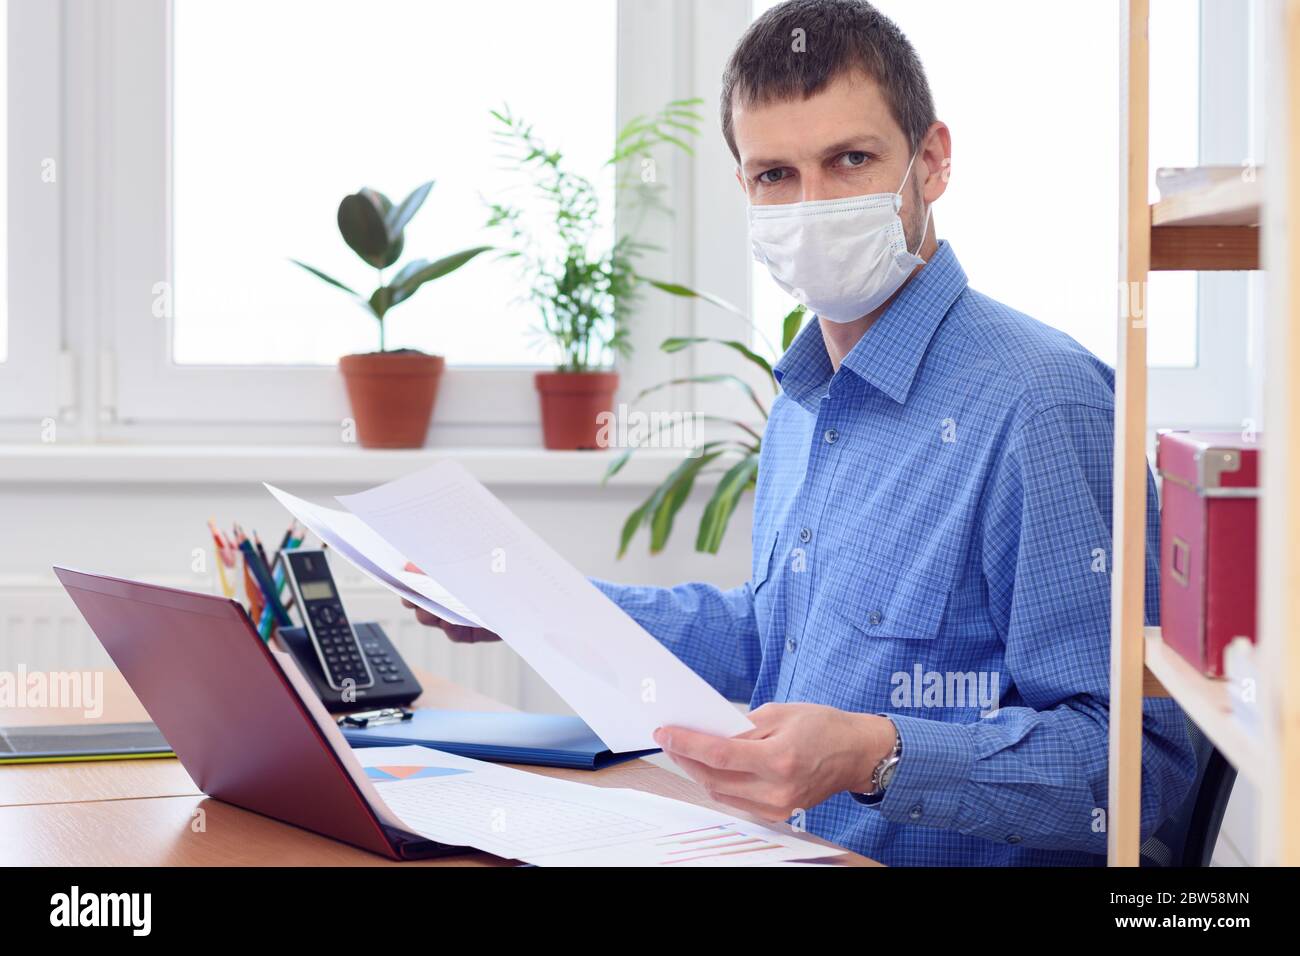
[522,815,841,867]
[653,823,813,866]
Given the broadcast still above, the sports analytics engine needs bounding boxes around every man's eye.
[757,168,788,185]
[838,151,870,167]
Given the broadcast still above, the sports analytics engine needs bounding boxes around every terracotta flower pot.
[338,351,445,449]
[534,370,620,451]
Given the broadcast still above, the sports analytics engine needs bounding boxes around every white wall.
[0,457,754,716]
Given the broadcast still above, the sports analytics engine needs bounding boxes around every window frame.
[1146,0,1253,433]
[0,0,64,430]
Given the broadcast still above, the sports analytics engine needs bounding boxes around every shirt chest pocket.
[817,552,958,642]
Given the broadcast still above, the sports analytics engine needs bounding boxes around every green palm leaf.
[781,304,809,351]
[635,374,767,419]
[618,451,723,557]
[696,454,760,554]
[660,336,773,379]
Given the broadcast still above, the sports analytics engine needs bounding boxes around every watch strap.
[850,717,902,806]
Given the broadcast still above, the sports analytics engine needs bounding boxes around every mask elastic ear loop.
[910,201,934,257]
[898,149,932,257]
[896,149,920,195]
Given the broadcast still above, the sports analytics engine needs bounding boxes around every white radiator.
[0,571,550,713]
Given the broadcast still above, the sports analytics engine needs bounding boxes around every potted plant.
[486,100,702,449]
[606,302,808,555]
[291,181,491,448]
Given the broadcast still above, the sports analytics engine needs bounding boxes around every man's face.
[731,69,935,251]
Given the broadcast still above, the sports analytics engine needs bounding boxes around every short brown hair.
[720,0,937,162]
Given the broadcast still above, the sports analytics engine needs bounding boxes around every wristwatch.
[850,720,902,806]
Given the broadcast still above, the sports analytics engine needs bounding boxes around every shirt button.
[867,610,883,626]
[1007,834,1023,845]
[785,638,797,653]
[908,804,923,820]
[799,527,812,543]
[824,428,839,444]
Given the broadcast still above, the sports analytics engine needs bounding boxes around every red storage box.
[1156,431,1260,678]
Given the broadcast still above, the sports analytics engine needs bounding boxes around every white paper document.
[355,745,841,867]
[335,461,754,752]
[263,483,483,628]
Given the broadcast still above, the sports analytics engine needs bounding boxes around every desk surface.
[0,668,877,867]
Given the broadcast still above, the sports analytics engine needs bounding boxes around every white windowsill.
[0,444,696,487]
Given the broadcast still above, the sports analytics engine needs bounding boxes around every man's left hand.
[653,703,898,822]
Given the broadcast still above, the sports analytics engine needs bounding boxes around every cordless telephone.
[277,549,423,711]
[281,549,374,692]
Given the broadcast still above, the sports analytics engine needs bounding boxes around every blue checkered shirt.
[595,241,1194,865]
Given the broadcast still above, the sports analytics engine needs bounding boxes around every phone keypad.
[361,638,406,684]
[309,601,373,689]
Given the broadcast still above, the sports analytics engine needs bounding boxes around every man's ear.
[734,165,747,195]
[918,121,952,204]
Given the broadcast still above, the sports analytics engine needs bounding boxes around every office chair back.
[1139,717,1236,867]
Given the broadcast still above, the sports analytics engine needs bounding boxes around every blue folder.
[341,709,658,770]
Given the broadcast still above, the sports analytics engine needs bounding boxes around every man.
[409,0,1194,865]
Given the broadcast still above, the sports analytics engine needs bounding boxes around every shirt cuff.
[872,714,976,831]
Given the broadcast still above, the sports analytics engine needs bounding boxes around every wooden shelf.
[1150,172,1261,271]
[1112,0,1298,866]
[1152,173,1261,227]
[1142,627,1265,788]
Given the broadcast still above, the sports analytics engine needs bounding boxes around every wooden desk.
[0,670,876,867]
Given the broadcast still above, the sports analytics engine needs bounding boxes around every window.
[98,0,650,441]
[1145,0,1201,369]
[6,0,1249,443]
[0,0,62,429]
[1,0,7,364]
[170,0,617,368]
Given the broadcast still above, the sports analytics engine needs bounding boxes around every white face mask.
[748,151,932,324]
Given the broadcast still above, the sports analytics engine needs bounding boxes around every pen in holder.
[206,518,240,601]
[231,524,293,640]
[243,553,266,628]
[206,518,304,640]
[256,552,297,640]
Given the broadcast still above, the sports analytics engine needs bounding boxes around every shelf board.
[1150,224,1259,270]
[1143,627,1265,787]
[1152,172,1261,227]
[1150,171,1261,270]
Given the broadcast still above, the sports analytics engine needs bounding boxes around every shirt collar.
[773,240,968,409]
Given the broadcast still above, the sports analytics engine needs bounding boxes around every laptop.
[53,566,468,861]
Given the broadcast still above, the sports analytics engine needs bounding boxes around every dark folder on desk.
[341,710,657,770]
[0,722,173,764]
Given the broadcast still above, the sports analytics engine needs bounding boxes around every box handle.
[1170,536,1191,587]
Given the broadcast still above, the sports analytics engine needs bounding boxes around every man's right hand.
[401,563,500,644]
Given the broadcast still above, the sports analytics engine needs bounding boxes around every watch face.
[879,761,899,790]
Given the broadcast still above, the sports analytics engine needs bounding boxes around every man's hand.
[400,562,500,643]
[653,703,897,822]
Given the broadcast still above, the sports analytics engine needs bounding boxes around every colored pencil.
[234,524,292,628]
[206,519,236,599]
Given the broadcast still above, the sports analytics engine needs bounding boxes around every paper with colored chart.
[355,745,842,867]
[335,460,754,752]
